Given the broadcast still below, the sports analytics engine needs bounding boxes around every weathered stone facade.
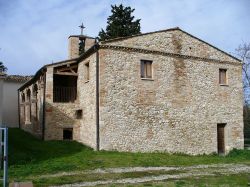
[19,27,244,155]
[68,35,95,59]
[19,75,44,138]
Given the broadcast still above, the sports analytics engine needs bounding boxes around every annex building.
[0,74,31,127]
[18,27,244,155]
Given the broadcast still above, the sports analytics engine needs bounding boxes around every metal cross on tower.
[79,23,85,35]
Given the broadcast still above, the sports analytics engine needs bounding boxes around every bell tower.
[68,23,96,59]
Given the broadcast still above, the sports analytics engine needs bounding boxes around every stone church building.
[18,27,244,155]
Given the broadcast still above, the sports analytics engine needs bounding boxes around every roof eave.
[100,27,180,44]
[19,44,99,91]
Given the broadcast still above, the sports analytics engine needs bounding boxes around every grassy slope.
[111,174,250,187]
[34,174,250,186]
[8,128,250,184]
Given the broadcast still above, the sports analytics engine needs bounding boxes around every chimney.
[68,35,96,59]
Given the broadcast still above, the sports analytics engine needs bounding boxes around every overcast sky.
[0,0,249,75]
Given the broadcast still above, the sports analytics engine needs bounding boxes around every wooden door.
[217,124,226,154]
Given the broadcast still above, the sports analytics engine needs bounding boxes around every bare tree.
[236,42,250,104]
[236,42,250,140]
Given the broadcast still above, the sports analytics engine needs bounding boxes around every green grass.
[245,139,250,145]
[173,174,250,187]
[7,128,250,186]
[109,174,250,187]
[32,170,175,186]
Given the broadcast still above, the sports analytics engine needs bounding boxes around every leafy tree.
[0,61,7,73]
[98,4,141,41]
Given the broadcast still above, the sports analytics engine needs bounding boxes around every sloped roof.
[18,58,78,90]
[101,27,241,62]
[5,75,33,82]
[19,27,241,91]
[0,74,33,82]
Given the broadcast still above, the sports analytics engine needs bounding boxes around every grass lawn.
[7,128,250,186]
[109,174,250,187]
[32,174,250,187]
[245,139,250,145]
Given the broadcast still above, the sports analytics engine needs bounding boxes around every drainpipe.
[95,38,100,151]
[18,89,20,128]
[42,71,46,140]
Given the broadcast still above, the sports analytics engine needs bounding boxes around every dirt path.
[48,164,250,187]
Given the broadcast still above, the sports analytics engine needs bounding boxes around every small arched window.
[26,89,31,122]
[26,89,31,102]
[32,84,38,120]
[21,92,26,123]
[21,93,25,103]
[33,84,38,98]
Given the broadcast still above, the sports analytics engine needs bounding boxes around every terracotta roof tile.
[4,75,33,82]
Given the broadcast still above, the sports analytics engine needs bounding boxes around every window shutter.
[141,60,153,79]
[141,61,145,78]
[146,61,152,78]
[219,69,227,84]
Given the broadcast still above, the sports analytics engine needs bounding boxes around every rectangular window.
[85,62,90,81]
[75,109,82,119]
[63,128,73,140]
[219,69,227,85]
[141,60,153,78]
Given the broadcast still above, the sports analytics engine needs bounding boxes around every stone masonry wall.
[44,66,80,140]
[85,38,96,51]
[103,29,239,64]
[99,45,243,154]
[68,36,95,59]
[44,55,97,149]
[68,36,79,59]
[19,29,243,155]
[19,76,44,138]
[77,54,97,149]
